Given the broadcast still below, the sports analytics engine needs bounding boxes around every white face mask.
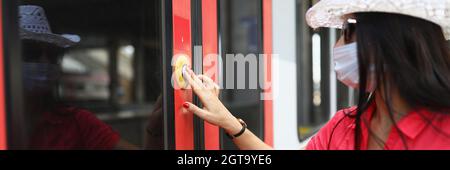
[333,42,376,92]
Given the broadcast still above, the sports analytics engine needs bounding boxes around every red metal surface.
[201,0,220,150]
[173,0,194,150]
[263,0,273,147]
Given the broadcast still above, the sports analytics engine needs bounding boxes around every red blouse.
[30,107,120,150]
[307,103,450,150]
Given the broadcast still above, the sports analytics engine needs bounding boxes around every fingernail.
[183,102,190,109]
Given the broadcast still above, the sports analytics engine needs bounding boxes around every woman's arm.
[225,117,273,150]
[182,68,273,150]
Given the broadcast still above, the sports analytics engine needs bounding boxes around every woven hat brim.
[20,29,80,48]
[306,0,450,40]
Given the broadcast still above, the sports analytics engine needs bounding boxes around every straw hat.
[19,5,80,48]
[306,0,450,40]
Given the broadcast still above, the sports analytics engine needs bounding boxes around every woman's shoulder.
[334,106,358,120]
[54,105,93,117]
[55,105,120,148]
[327,106,359,128]
[52,106,106,126]
[306,106,358,150]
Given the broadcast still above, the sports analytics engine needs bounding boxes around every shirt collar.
[364,102,437,140]
[396,108,436,139]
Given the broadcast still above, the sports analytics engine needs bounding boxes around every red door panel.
[173,0,194,150]
[201,0,219,150]
[263,0,273,147]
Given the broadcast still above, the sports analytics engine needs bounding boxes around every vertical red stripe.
[201,0,220,150]
[0,0,6,150]
[263,0,273,147]
[173,0,194,150]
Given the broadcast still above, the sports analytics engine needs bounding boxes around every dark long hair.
[352,13,450,150]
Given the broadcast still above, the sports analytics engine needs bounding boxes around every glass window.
[219,0,264,150]
[16,0,164,149]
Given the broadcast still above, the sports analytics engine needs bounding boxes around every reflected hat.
[306,0,450,40]
[19,5,80,48]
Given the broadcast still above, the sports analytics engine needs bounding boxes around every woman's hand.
[182,68,242,135]
[182,68,273,150]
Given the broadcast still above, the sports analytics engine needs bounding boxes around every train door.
[164,0,273,150]
[165,0,220,150]
[165,0,230,150]
[0,0,273,150]
[3,0,167,150]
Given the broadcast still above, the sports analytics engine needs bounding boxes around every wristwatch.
[225,118,247,139]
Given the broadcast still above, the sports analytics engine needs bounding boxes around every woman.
[181,0,450,150]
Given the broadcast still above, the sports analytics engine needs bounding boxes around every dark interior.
[18,0,164,148]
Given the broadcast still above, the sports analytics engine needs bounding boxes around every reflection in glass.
[18,0,164,150]
[219,0,264,150]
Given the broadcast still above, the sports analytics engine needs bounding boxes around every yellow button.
[173,55,190,89]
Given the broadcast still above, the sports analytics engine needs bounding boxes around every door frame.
[2,0,27,150]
